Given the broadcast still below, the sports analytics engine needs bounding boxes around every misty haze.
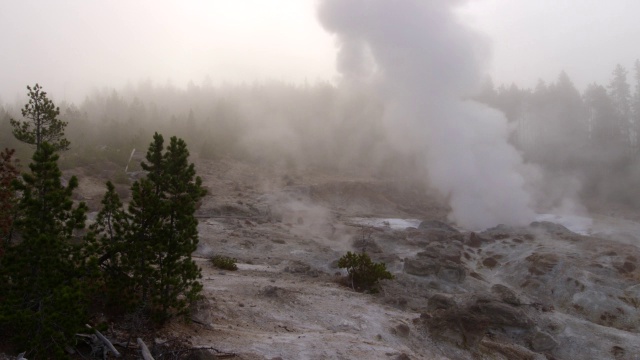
[2,1,640,359]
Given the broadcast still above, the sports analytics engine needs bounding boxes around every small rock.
[491,284,521,305]
[404,257,439,276]
[437,262,466,283]
[427,293,456,312]
[526,252,559,276]
[262,286,283,297]
[394,323,410,337]
[475,301,532,328]
[615,261,636,274]
[611,345,625,359]
[530,330,558,351]
[482,257,499,269]
[543,319,566,334]
[465,232,486,248]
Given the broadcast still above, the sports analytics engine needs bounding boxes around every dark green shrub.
[210,255,238,271]
[337,251,393,292]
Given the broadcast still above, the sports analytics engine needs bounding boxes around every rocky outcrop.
[491,284,521,305]
[421,293,555,357]
[408,219,464,245]
[418,220,459,233]
[465,232,491,248]
[423,295,537,349]
[529,221,574,236]
[404,241,466,283]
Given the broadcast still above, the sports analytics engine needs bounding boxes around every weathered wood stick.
[86,324,121,357]
[137,338,155,360]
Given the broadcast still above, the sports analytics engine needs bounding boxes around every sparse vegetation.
[1,85,214,356]
[2,51,640,357]
[337,251,393,292]
[211,255,238,271]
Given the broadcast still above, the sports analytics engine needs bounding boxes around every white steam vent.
[318,0,537,230]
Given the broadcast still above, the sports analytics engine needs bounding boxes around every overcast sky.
[458,0,640,91]
[1,0,640,104]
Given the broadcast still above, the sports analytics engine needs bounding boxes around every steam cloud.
[318,0,536,230]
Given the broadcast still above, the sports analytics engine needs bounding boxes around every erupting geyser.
[318,0,537,230]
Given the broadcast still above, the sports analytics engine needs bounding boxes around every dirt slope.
[68,156,640,360]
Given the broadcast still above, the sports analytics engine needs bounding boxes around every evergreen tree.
[90,133,205,322]
[87,181,134,307]
[133,133,205,321]
[126,176,161,307]
[547,71,587,166]
[0,142,87,358]
[0,107,19,151]
[152,135,205,319]
[10,84,70,151]
[474,76,498,107]
[0,148,19,255]
[584,83,624,161]
[631,60,640,148]
[514,72,586,167]
[494,83,528,122]
[608,64,632,150]
[513,80,548,155]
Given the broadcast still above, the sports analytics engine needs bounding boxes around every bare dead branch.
[137,338,154,360]
[85,324,121,357]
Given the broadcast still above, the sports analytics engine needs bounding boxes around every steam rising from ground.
[318,0,537,230]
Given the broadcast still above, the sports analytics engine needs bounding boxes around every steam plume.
[318,0,536,229]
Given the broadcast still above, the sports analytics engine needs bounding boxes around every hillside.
[56,155,640,359]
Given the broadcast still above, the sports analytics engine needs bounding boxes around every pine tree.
[0,142,87,358]
[10,84,70,151]
[584,84,624,162]
[87,181,134,308]
[631,59,640,149]
[126,176,161,307]
[152,135,205,320]
[90,133,206,322]
[132,133,205,321]
[0,148,19,255]
[608,64,632,151]
[543,71,587,168]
